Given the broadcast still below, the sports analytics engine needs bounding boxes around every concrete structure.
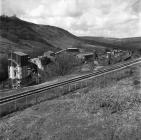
[8,51,29,88]
[30,55,52,71]
[30,58,44,70]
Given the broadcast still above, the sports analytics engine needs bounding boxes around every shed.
[77,53,94,62]
[66,48,80,53]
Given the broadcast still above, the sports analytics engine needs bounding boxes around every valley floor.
[0,76,141,140]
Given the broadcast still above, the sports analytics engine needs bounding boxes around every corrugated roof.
[14,51,28,56]
[77,53,94,56]
[67,48,79,50]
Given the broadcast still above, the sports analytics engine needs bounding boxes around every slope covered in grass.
[81,36,141,50]
[0,72,141,140]
[0,15,83,55]
[2,15,141,56]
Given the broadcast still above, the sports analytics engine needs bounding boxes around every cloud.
[0,0,2,15]
[1,0,141,37]
[1,0,39,16]
[131,0,141,15]
[26,0,83,18]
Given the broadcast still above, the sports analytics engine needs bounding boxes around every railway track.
[0,57,141,105]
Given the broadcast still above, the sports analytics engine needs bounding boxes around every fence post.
[15,100,17,110]
[96,77,99,89]
[103,74,106,88]
[26,96,27,106]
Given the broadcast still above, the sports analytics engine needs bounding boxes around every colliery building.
[8,51,29,81]
[8,51,39,88]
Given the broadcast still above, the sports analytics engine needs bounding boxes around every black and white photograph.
[0,0,141,139]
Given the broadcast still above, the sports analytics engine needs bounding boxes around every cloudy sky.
[1,0,141,37]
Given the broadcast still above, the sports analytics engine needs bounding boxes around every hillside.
[1,15,141,57]
[0,16,84,56]
[81,36,141,51]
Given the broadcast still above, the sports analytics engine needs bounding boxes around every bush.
[40,53,79,82]
[54,54,78,76]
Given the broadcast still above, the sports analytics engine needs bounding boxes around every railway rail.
[0,57,141,105]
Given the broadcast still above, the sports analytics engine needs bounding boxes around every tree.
[54,53,77,76]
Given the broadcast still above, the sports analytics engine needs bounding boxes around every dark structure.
[66,48,80,53]
[8,51,32,88]
[77,53,94,63]
[8,51,29,66]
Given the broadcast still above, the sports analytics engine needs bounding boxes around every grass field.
[0,67,141,140]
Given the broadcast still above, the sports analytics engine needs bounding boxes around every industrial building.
[8,52,29,88]
[8,51,39,88]
[8,51,56,88]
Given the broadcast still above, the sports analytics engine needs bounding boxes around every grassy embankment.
[0,65,141,140]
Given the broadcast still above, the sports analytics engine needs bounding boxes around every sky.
[0,0,141,38]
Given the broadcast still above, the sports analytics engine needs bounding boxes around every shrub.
[40,53,79,82]
[54,53,79,76]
